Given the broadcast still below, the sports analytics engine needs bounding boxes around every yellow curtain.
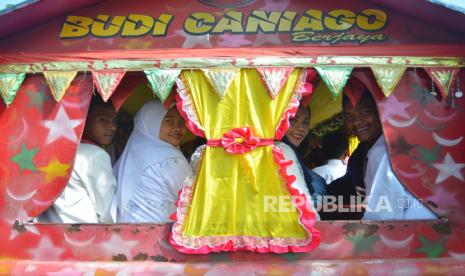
[171,68,319,253]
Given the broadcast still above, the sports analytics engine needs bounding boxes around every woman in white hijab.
[111,101,190,223]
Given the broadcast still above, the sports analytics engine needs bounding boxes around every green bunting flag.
[371,66,406,98]
[0,73,26,106]
[43,71,78,102]
[144,69,181,102]
[425,67,460,98]
[315,66,353,99]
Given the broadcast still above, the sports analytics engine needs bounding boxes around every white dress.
[362,135,437,220]
[112,101,190,223]
[123,157,190,223]
[312,159,347,185]
[39,143,117,223]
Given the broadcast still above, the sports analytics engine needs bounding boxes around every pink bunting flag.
[256,67,294,99]
[425,67,460,98]
[92,70,126,102]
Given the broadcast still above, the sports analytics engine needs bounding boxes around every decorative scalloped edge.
[274,69,306,140]
[175,76,205,138]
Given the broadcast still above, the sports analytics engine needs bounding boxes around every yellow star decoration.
[39,157,71,183]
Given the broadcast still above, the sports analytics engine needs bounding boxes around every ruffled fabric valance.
[170,68,320,254]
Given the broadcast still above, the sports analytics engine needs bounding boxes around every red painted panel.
[0,0,464,61]
[0,69,464,263]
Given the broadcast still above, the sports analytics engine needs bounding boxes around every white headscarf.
[111,101,186,221]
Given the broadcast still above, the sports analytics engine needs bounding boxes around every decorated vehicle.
[0,0,464,274]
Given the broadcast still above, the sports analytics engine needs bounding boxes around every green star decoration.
[346,234,379,255]
[391,136,415,156]
[26,85,49,110]
[415,235,445,258]
[415,144,441,165]
[11,144,39,172]
[408,82,434,106]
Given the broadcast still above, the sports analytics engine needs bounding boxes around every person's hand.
[355,185,367,215]
[355,185,366,197]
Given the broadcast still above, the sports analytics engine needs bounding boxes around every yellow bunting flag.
[201,68,239,99]
[371,66,406,98]
[0,73,26,106]
[43,71,78,102]
[314,66,353,99]
[92,70,126,102]
[425,67,460,98]
[144,69,181,102]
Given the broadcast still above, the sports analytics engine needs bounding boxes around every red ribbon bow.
[207,127,273,154]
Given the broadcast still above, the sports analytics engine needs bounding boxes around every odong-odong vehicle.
[0,0,464,274]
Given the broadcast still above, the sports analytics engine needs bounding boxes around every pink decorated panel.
[0,74,92,222]
[381,69,465,225]
[0,221,461,261]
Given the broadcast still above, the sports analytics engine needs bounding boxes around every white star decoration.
[433,153,465,184]
[4,207,30,225]
[99,233,139,259]
[175,30,212,48]
[377,94,411,122]
[9,223,40,240]
[217,33,251,47]
[252,33,282,46]
[7,207,40,240]
[427,185,459,209]
[42,105,82,144]
[27,236,66,261]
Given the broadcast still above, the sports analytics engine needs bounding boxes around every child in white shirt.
[39,95,118,223]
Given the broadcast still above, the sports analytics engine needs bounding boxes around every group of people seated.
[38,96,190,223]
[37,84,437,224]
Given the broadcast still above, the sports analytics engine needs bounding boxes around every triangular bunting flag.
[92,70,126,102]
[256,67,294,99]
[315,66,353,99]
[144,69,181,102]
[0,73,26,106]
[43,71,78,102]
[371,66,406,98]
[201,68,239,99]
[425,67,460,98]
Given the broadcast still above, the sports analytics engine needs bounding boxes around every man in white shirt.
[343,90,436,220]
[312,131,348,185]
[362,134,436,220]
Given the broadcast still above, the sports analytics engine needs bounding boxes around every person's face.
[343,96,382,146]
[84,105,117,146]
[285,106,310,147]
[159,107,187,147]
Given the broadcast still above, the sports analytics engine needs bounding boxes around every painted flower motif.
[221,127,259,154]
